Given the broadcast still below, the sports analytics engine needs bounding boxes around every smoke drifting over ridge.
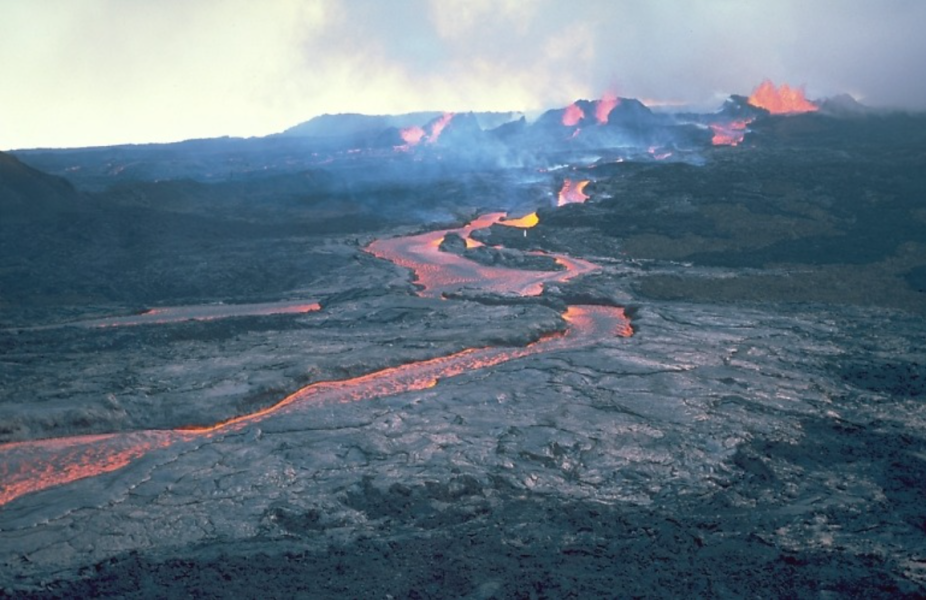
[2,0,925,149]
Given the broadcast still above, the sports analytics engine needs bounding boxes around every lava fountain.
[562,103,585,127]
[748,80,818,114]
[427,112,455,144]
[595,94,620,124]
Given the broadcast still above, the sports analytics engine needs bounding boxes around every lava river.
[0,213,631,506]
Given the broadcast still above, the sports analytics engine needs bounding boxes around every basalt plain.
[1,112,925,597]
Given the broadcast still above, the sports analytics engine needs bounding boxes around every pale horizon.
[3,0,924,150]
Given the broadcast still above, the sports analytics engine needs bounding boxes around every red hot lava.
[748,80,818,114]
[0,205,633,507]
[562,103,585,127]
[427,112,455,143]
[400,126,426,146]
[711,119,751,146]
[500,212,539,228]
[595,93,620,124]
[557,179,590,206]
[367,212,597,298]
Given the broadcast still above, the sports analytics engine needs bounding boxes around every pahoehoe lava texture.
[2,111,926,596]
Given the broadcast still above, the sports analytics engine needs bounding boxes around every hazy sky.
[3,0,924,149]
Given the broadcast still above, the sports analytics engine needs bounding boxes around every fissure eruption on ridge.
[747,80,818,114]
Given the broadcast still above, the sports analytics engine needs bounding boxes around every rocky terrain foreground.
[1,110,925,597]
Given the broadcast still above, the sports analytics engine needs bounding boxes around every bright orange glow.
[366,212,598,298]
[595,93,620,124]
[500,212,539,228]
[557,179,590,206]
[747,80,818,114]
[0,431,176,506]
[562,103,585,126]
[0,200,639,506]
[710,119,752,146]
[427,112,455,143]
[400,126,426,145]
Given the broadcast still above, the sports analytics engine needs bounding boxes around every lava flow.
[747,80,818,114]
[367,212,597,297]
[499,212,539,228]
[1,207,631,507]
[595,93,620,124]
[562,103,585,127]
[557,179,590,206]
[711,119,751,146]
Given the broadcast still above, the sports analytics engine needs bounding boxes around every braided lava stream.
[0,214,631,507]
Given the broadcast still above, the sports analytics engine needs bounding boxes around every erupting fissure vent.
[748,80,818,114]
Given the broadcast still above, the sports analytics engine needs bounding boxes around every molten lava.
[747,80,818,114]
[562,103,585,127]
[595,93,620,124]
[367,212,597,298]
[0,301,630,506]
[427,112,455,144]
[500,212,539,228]
[400,126,426,146]
[710,119,751,146]
[557,179,590,206]
[0,201,635,507]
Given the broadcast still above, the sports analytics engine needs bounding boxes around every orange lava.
[0,303,631,505]
[0,431,176,506]
[0,207,636,507]
[595,94,620,124]
[557,179,590,206]
[747,80,818,114]
[562,103,585,126]
[500,212,539,228]
[366,212,598,298]
[400,126,426,146]
[427,112,455,144]
[710,119,752,146]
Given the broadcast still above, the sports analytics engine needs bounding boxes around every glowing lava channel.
[0,209,631,507]
[0,305,629,506]
[711,119,752,146]
[557,179,591,206]
[367,212,597,298]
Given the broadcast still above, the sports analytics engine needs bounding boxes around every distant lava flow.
[0,211,631,506]
[711,119,751,146]
[595,94,620,124]
[557,179,591,206]
[562,103,585,126]
[367,212,597,297]
[748,80,818,114]
[69,300,321,328]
